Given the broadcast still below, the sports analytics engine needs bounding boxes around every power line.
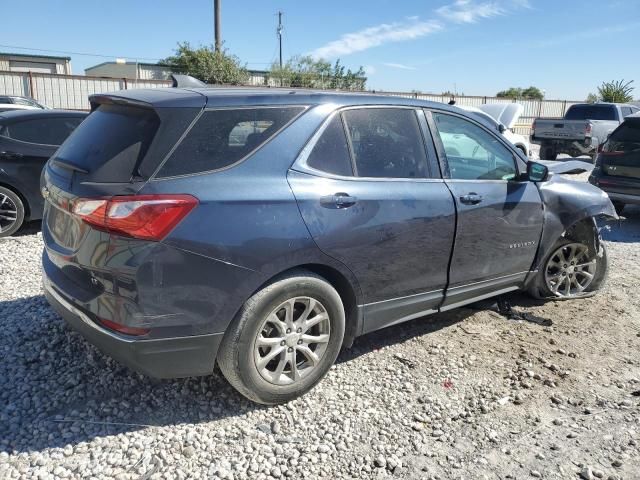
[0,44,161,62]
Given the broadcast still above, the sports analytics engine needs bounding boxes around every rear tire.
[612,201,625,216]
[0,186,25,238]
[217,270,345,405]
[539,143,557,160]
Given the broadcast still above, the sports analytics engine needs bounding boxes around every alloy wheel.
[544,242,597,297]
[253,296,331,386]
[0,193,18,234]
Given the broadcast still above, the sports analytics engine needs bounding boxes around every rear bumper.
[604,191,640,205]
[43,275,223,379]
[590,175,640,204]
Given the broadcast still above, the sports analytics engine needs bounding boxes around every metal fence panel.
[0,70,581,134]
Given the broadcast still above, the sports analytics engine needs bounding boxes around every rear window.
[52,104,159,180]
[565,105,617,121]
[157,107,304,177]
[606,121,640,153]
[0,117,83,145]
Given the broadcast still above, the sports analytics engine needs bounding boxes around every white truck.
[531,103,639,161]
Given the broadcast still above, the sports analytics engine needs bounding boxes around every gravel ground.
[1,187,639,479]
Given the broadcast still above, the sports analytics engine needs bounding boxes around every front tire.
[0,186,25,238]
[217,270,345,404]
[529,238,607,299]
[612,201,625,216]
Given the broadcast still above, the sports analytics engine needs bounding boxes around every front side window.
[306,115,353,176]
[342,108,428,178]
[158,107,304,177]
[0,117,83,145]
[433,112,517,181]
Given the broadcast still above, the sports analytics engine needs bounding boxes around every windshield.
[565,105,617,121]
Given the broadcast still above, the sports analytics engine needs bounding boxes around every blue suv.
[42,82,616,404]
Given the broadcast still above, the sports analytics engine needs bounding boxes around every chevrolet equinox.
[42,81,617,404]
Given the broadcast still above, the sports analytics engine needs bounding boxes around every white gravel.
[1,204,639,479]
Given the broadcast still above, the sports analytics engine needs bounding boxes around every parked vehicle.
[532,103,640,160]
[460,103,531,157]
[589,113,640,215]
[41,82,616,404]
[0,109,87,237]
[0,95,48,112]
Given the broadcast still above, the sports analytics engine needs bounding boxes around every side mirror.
[498,124,507,134]
[527,161,549,182]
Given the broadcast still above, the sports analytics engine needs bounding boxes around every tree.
[597,80,634,103]
[521,86,544,100]
[496,87,523,99]
[496,86,544,100]
[270,55,366,90]
[161,42,248,85]
[585,92,599,103]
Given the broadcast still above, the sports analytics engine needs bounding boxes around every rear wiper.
[51,158,89,174]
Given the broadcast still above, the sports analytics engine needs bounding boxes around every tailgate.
[533,119,588,140]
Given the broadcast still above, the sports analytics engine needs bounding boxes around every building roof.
[0,51,71,61]
[85,61,171,70]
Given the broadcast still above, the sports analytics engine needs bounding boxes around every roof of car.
[0,109,87,121]
[90,86,460,112]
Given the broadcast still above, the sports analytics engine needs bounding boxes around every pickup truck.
[531,103,640,161]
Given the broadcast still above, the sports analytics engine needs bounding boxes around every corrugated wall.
[0,70,580,133]
[0,71,171,110]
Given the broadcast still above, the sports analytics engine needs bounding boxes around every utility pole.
[277,10,283,69]
[214,0,221,52]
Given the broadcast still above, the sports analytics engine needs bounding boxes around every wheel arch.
[247,263,363,348]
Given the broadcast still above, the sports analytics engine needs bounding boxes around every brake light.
[531,119,536,136]
[72,194,198,241]
[98,318,150,336]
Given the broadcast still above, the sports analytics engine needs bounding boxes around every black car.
[589,113,640,215]
[42,81,616,404]
[0,109,87,237]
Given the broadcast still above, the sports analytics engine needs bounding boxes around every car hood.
[478,103,523,129]
[537,159,593,175]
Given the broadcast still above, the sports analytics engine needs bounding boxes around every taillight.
[531,119,536,136]
[72,194,198,241]
[585,122,592,136]
[98,318,150,336]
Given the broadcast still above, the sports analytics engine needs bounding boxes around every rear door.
[427,109,544,309]
[288,106,456,332]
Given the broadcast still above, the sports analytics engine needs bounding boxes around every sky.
[2,0,639,100]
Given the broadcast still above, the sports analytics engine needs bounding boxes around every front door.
[288,107,456,332]
[428,110,544,309]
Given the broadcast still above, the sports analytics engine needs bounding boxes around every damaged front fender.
[528,173,617,276]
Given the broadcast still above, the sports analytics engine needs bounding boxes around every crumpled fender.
[529,173,617,274]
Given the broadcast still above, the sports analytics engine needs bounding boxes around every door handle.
[0,151,23,159]
[459,193,483,205]
[320,192,358,209]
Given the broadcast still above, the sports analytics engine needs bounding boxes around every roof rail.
[170,74,207,88]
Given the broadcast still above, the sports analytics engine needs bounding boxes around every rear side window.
[0,117,83,145]
[565,105,617,121]
[306,115,353,176]
[606,121,640,153]
[52,104,158,178]
[158,107,304,177]
[342,108,428,178]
